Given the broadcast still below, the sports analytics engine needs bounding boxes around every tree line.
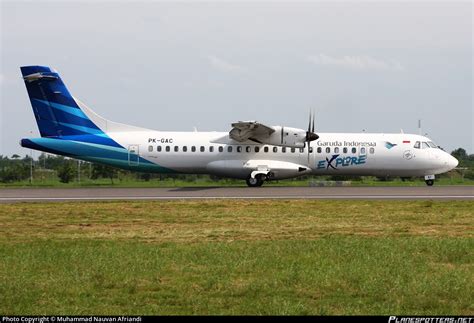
[0,153,217,184]
[0,153,117,183]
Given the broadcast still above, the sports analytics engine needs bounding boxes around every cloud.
[307,54,404,71]
[208,55,246,73]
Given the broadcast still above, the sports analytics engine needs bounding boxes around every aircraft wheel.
[246,175,264,187]
[425,179,434,186]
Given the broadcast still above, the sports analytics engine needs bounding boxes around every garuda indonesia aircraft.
[20,66,458,187]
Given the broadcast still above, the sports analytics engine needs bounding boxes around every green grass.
[0,200,473,315]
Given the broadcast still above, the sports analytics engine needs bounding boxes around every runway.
[0,186,473,202]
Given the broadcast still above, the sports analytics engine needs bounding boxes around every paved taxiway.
[0,186,473,202]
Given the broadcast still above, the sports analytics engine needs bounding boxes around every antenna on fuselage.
[418,119,422,136]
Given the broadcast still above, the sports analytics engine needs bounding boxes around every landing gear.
[246,174,265,187]
[424,175,435,186]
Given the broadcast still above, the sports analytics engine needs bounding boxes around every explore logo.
[317,154,367,170]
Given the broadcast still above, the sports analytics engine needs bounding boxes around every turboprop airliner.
[19,66,458,187]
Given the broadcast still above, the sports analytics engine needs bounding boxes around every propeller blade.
[305,108,318,166]
[308,110,312,134]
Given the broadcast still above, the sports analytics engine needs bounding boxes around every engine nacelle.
[258,126,307,148]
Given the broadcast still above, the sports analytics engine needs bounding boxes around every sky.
[1,1,472,157]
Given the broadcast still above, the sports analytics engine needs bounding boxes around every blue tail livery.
[21,66,104,138]
[20,66,171,172]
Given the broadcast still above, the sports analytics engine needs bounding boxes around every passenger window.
[334,147,339,154]
[282,147,286,153]
[191,146,196,152]
[414,141,420,149]
[183,146,187,152]
[200,146,205,152]
[352,147,357,154]
[237,146,242,153]
[343,147,348,154]
[264,147,269,153]
[209,146,214,153]
[166,146,170,152]
[422,142,429,149]
[369,147,375,154]
[273,147,278,153]
[157,146,162,152]
[291,148,296,153]
[360,147,366,155]
[317,147,322,153]
[309,147,313,153]
[300,148,304,153]
[325,147,331,153]
[218,146,223,152]
[227,146,233,153]
[255,147,260,153]
[246,146,251,153]
[148,145,153,152]
[174,146,179,152]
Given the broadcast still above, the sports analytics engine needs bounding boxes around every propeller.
[306,110,319,164]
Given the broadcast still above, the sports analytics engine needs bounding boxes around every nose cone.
[430,152,459,174]
[448,155,459,170]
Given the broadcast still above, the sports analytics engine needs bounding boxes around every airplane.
[19,66,458,187]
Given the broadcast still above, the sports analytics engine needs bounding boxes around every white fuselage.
[108,130,458,180]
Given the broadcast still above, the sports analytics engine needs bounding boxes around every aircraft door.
[128,145,140,166]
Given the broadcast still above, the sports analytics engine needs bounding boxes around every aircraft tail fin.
[20,66,105,138]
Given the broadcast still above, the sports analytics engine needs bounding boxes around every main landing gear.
[246,175,264,187]
[246,172,273,187]
[424,175,435,186]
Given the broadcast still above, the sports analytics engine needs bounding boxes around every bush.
[57,161,75,183]
[91,163,117,184]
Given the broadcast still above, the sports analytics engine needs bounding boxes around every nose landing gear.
[424,175,435,186]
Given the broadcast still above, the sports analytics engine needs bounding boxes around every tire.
[425,179,434,186]
[246,176,264,187]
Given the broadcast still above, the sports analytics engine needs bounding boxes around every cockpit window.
[422,142,429,149]
[414,141,420,149]
[427,141,437,148]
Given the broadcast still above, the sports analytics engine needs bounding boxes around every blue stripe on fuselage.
[20,137,175,173]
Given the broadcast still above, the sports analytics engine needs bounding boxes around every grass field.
[0,200,473,315]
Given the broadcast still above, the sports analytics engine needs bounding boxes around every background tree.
[451,148,467,161]
[91,163,117,184]
[0,158,29,182]
[57,159,75,183]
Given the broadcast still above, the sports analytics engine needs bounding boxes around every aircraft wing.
[229,121,275,143]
